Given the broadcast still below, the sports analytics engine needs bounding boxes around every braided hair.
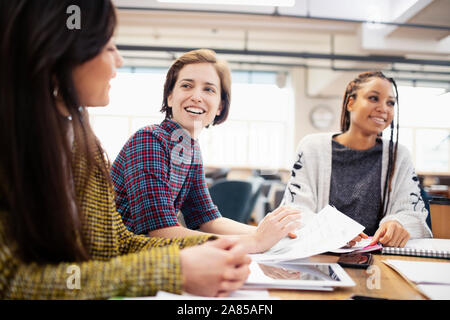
[339,71,400,221]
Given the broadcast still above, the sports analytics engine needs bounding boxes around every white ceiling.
[112,0,450,94]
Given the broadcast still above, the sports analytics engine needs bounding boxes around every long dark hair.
[339,71,400,220]
[0,0,116,263]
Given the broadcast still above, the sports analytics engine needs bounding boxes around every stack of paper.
[155,290,278,300]
[383,259,450,300]
[250,205,365,262]
[243,205,362,291]
[114,290,278,300]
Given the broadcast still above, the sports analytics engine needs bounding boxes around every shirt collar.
[160,119,198,145]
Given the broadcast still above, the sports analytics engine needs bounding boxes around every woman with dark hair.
[110,49,301,254]
[282,71,432,248]
[0,0,251,299]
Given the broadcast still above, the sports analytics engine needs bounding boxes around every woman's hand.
[369,220,410,247]
[180,238,251,297]
[251,206,302,253]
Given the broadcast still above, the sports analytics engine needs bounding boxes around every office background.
[88,0,450,201]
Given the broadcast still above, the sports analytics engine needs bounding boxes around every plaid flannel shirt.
[111,119,221,235]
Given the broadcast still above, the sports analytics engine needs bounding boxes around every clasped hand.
[180,238,251,297]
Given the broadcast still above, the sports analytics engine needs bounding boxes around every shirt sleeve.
[0,183,215,300]
[121,130,180,234]
[0,210,183,300]
[281,137,320,224]
[379,145,433,238]
[114,203,215,253]
[181,146,221,230]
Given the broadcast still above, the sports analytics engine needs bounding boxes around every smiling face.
[167,62,223,138]
[347,77,396,136]
[72,38,123,107]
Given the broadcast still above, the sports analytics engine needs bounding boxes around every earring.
[53,87,58,98]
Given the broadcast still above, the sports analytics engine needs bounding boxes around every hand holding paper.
[250,205,365,262]
[370,220,410,247]
[252,206,302,253]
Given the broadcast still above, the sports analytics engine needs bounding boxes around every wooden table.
[268,253,447,300]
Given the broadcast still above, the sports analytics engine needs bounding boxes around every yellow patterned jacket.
[0,149,213,299]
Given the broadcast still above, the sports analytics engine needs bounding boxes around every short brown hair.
[160,49,231,126]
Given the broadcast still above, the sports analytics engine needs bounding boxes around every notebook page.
[383,259,450,285]
[404,238,450,251]
[416,284,450,300]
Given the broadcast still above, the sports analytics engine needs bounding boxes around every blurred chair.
[429,196,450,239]
[260,181,274,216]
[209,178,261,224]
[252,169,282,181]
[245,176,264,223]
[204,167,230,188]
[273,188,285,210]
[205,167,230,180]
[260,181,273,198]
[265,182,287,213]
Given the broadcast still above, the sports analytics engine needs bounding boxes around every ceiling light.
[157,0,295,7]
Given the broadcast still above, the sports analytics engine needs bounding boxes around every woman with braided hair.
[282,71,432,248]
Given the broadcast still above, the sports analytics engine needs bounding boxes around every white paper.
[119,290,276,300]
[416,284,450,300]
[403,238,450,252]
[250,205,365,262]
[383,259,450,285]
[156,290,277,300]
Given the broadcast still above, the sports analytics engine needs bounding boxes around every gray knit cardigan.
[282,132,432,239]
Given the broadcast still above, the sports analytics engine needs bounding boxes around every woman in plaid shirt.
[0,0,250,299]
[111,49,302,254]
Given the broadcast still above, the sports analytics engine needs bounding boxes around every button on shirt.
[111,119,221,235]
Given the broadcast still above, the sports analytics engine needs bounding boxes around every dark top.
[329,138,383,236]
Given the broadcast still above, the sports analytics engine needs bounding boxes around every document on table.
[416,284,450,300]
[382,259,450,285]
[383,259,450,300]
[113,290,278,300]
[250,205,365,262]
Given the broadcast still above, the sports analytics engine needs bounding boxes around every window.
[393,86,450,173]
[89,68,166,160]
[89,68,295,170]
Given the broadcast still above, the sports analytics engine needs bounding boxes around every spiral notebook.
[381,238,450,259]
